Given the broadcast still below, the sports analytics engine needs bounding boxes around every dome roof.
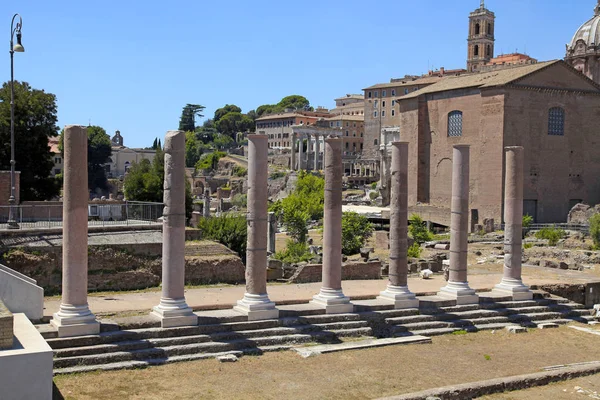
[568,3,600,50]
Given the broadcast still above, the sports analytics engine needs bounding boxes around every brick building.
[255,109,331,149]
[397,60,600,224]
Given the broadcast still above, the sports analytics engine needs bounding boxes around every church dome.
[567,2,600,51]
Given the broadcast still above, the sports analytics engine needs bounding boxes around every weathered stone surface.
[291,261,381,284]
[0,300,13,350]
[505,326,527,333]
[216,354,238,362]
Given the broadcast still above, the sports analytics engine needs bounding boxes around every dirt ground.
[482,374,600,399]
[54,326,600,400]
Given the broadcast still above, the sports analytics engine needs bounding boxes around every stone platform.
[37,290,596,375]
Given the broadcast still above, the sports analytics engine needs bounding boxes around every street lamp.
[7,14,24,229]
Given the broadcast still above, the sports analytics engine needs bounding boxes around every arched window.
[374,139,378,146]
[475,23,480,35]
[448,111,463,137]
[474,45,479,56]
[548,107,565,136]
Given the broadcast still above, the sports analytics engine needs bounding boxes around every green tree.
[185,131,200,168]
[213,104,242,125]
[124,147,193,220]
[179,104,205,132]
[198,214,247,261]
[216,112,243,137]
[408,214,433,244]
[278,95,311,111]
[0,81,60,200]
[341,212,374,256]
[58,125,112,193]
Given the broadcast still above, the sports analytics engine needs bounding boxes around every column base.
[51,304,100,338]
[234,293,279,321]
[493,278,534,301]
[438,281,479,305]
[151,297,198,328]
[377,285,419,309]
[310,288,354,314]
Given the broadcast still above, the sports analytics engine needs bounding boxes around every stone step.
[480,300,541,309]
[402,327,464,337]
[508,312,563,323]
[54,339,155,358]
[53,328,373,368]
[423,304,480,314]
[293,335,432,357]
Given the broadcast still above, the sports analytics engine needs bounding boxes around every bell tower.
[467,0,495,73]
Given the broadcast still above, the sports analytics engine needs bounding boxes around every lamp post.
[7,14,24,229]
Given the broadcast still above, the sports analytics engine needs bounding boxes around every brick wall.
[0,300,13,350]
[0,171,20,206]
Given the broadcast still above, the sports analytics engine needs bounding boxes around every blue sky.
[2,0,594,148]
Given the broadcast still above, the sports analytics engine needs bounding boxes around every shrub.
[522,214,533,229]
[535,226,566,246]
[370,182,377,190]
[523,242,533,249]
[590,214,600,250]
[341,212,374,256]
[369,191,379,200]
[409,214,433,245]
[232,165,247,177]
[231,193,247,208]
[407,242,422,258]
[197,214,247,261]
[195,151,226,171]
[269,171,286,180]
[273,240,313,264]
[282,209,310,243]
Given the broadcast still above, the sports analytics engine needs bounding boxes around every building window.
[391,89,396,96]
[368,91,372,98]
[448,110,463,137]
[336,121,340,127]
[330,122,333,127]
[487,23,492,35]
[474,45,479,56]
[487,45,491,56]
[374,111,378,118]
[475,23,480,35]
[548,107,565,136]
[404,88,409,95]
[391,109,395,117]
[381,110,386,117]
[391,100,395,106]
[345,130,349,136]
[374,100,378,108]
[345,142,349,149]
[382,90,387,97]
[382,101,386,107]
[374,91,378,97]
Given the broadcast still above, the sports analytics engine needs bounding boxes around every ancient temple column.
[51,125,100,337]
[234,134,279,320]
[298,133,304,170]
[311,136,353,314]
[493,146,533,300]
[378,142,419,308]
[314,133,321,170]
[291,132,297,170]
[151,130,197,327]
[438,145,478,304]
[203,188,210,218]
[306,133,313,171]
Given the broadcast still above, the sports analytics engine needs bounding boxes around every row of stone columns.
[293,132,325,171]
[50,127,532,337]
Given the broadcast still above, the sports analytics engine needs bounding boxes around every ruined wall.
[289,261,381,284]
[503,88,600,222]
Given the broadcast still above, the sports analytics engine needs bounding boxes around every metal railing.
[0,201,163,230]
[495,222,590,234]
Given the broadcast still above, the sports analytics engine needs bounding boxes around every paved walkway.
[43,266,597,317]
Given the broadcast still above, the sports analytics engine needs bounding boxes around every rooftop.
[363,76,442,91]
[399,60,560,100]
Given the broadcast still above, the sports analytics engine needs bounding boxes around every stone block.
[538,323,559,329]
[217,354,238,362]
[0,264,44,321]
[542,260,560,269]
[505,326,527,334]
[0,300,13,350]
[559,262,569,270]
[375,231,390,250]
[409,263,419,273]
[434,243,450,250]
[429,260,443,272]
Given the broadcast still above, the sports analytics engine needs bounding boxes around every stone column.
[307,134,314,170]
[234,134,279,320]
[311,136,353,314]
[291,132,297,170]
[493,146,533,300]
[267,211,277,255]
[438,145,478,304]
[203,188,210,218]
[151,130,197,328]
[51,125,100,337]
[297,133,304,170]
[314,134,321,170]
[378,142,419,309]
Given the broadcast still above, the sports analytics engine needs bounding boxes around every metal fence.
[0,201,163,230]
[495,222,590,234]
